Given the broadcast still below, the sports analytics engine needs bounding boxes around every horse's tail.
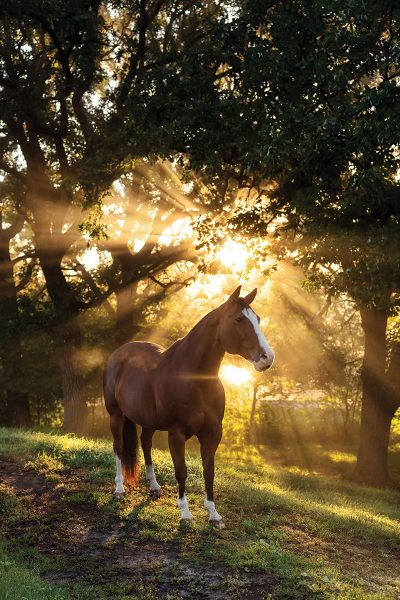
[121,416,139,485]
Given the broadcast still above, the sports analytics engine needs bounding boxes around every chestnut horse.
[103,286,274,528]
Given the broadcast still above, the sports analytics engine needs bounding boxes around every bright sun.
[217,240,249,272]
[220,364,253,385]
[79,247,101,271]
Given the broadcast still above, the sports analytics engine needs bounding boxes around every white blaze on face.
[242,308,275,370]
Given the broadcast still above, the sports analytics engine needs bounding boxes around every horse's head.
[218,286,275,372]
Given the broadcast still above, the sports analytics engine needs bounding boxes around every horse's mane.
[163,307,223,358]
[161,297,253,359]
[164,338,183,354]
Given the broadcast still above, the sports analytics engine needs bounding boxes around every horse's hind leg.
[110,409,125,498]
[168,427,193,524]
[141,428,162,498]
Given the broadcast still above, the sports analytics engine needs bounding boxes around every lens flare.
[220,364,253,385]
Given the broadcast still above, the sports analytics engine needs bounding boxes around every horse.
[103,285,274,528]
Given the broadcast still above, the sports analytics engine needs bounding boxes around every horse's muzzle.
[252,352,274,372]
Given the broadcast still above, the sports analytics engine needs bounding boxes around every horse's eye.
[235,316,243,323]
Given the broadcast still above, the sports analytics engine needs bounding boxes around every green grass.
[0,541,69,600]
[0,483,67,600]
[1,427,400,599]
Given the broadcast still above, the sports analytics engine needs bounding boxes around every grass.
[0,427,400,599]
[0,542,69,600]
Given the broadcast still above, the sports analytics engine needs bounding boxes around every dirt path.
[0,456,277,599]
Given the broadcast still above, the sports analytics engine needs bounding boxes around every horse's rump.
[104,341,164,426]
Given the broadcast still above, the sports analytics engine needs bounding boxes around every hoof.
[209,519,225,529]
[179,517,193,529]
[114,492,124,501]
[150,488,163,500]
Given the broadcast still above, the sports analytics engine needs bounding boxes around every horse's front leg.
[199,425,225,529]
[168,427,193,523]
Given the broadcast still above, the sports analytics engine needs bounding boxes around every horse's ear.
[244,288,257,305]
[227,285,241,302]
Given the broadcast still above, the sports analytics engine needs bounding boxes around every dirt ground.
[0,456,278,599]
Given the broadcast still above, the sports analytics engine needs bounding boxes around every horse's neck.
[174,309,225,376]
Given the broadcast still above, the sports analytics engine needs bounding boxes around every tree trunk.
[2,388,32,427]
[248,384,259,444]
[0,214,32,427]
[0,304,33,428]
[354,307,395,486]
[35,244,89,434]
[59,321,88,434]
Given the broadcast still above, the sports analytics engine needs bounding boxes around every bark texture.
[354,308,399,486]
[59,322,88,433]
[0,213,32,427]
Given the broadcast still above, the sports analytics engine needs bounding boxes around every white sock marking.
[115,455,125,494]
[242,308,275,366]
[204,496,223,522]
[145,464,161,491]
[177,494,193,521]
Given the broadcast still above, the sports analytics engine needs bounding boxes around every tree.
[0,204,32,426]
[181,0,400,484]
[0,0,225,431]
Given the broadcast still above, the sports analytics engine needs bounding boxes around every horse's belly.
[115,369,177,430]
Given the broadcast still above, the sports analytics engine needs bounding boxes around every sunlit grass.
[322,449,356,463]
[0,427,113,465]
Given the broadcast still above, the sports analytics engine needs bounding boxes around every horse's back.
[104,342,164,426]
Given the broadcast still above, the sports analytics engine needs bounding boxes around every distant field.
[1,427,400,599]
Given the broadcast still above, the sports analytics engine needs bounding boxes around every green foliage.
[0,0,227,206]
[0,328,62,426]
[257,395,359,446]
[181,0,400,310]
[223,383,254,445]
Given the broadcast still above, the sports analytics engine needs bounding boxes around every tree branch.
[116,0,151,111]
[15,258,37,292]
[74,260,115,318]
[0,212,25,241]
[79,240,196,312]
[0,159,26,182]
